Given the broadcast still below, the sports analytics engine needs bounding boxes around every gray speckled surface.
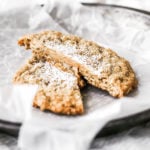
[91,122,150,150]
[1,122,150,150]
[0,133,17,150]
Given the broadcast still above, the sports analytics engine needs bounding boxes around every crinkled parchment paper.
[0,0,150,150]
[0,85,37,122]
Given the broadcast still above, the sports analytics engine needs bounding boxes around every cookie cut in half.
[13,56,84,115]
[18,30,137,98]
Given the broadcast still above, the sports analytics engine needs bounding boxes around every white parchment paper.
[0,85,37,122]
[0,0,150,150]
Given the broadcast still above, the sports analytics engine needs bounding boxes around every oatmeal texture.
[13,56,84,115]
[18,30,138,97]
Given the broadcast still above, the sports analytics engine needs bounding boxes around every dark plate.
[0,4,150,138]
[1,108,150,137]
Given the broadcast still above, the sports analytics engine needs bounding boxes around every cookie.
[18,30,137,97]
[13,56,84,115]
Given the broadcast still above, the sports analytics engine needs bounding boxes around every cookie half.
[13,56,84,115]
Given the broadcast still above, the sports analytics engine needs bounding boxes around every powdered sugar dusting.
[30,61,77,89]
[45,41,105,75]
[73,54,104,75]
[46,41,77,55]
